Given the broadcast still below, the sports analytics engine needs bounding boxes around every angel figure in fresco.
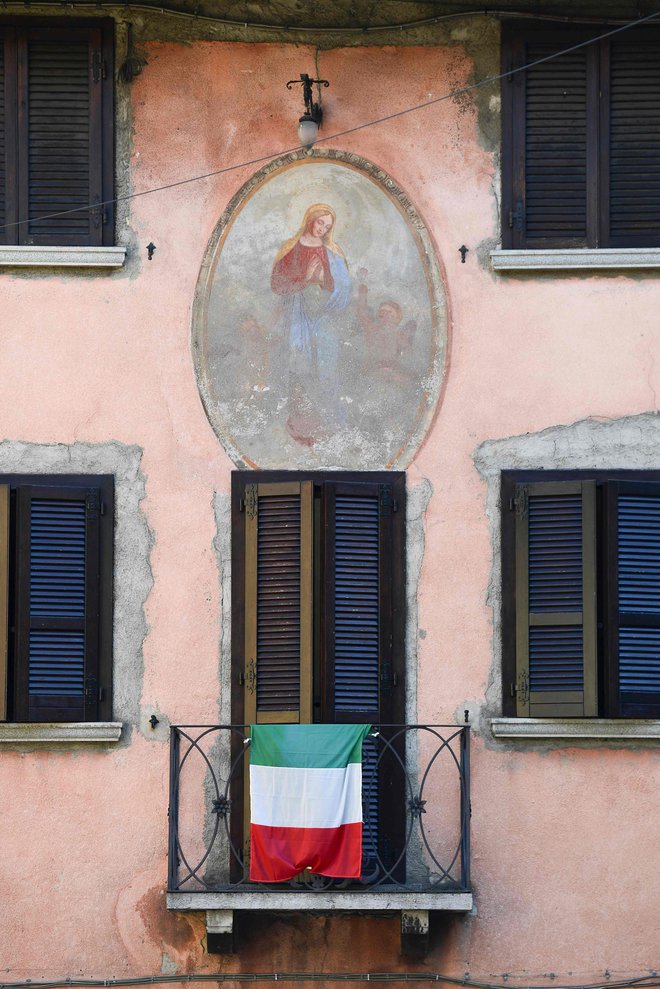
[271,204,351,445]
[357,268,417,384]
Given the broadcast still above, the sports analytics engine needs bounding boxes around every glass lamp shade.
[298,115,319,149]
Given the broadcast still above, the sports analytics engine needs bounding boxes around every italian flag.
[249,723,372,883]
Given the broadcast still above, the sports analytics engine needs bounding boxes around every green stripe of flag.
[250,723,372,769]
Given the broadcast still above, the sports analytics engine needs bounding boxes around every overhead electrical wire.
[0,3,650,35]
[0,972,658,989]
[0,8,659,235]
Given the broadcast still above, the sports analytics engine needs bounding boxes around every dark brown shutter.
[504,27,594,248]
[0,486,9,721]
[13,485,101,722]
[17,27,105,246]
[323,480,399,723]
[243,481,313,726]
[607,37,660,247]
[322,479,405,878]
[514,481,597,716]
[605,481,660,718]
[0,32,6,241]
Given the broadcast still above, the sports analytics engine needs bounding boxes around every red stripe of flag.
[250,822,363,882]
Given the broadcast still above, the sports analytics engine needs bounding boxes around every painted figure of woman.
[271,204,351,444]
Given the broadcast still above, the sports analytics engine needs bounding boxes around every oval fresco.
[193,150,448,469]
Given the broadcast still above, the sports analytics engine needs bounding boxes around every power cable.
[0,9,659,234]
[0,3,648,36]
[0,973,658,989]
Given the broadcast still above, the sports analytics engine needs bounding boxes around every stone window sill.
[491,718,660,741]
[0,246,126,268]
[490,248,660,272]
[167,890,473,913]
[0,722,123,744]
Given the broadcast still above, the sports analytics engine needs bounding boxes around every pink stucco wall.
[0,35,658,983]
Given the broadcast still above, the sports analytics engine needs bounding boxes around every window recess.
[0,475,114,724]
[502,472,660,720]
[501,23,660,250]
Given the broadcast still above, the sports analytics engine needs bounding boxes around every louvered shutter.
[0,32,6,243]
[0,486,9,720]
[13,485,101,722]
[505,28,594,248]
[606,37,660,248]
[16,27,105,246]
[606,481,660,717]
[323,480,405,878]
[243,481,313,725]
[323,481,400,723]
[514,481,597,717]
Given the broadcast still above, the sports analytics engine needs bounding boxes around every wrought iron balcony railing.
[168,724,470,895]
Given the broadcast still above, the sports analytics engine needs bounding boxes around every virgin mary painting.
[195,155,446,469]
[271,204,351,445]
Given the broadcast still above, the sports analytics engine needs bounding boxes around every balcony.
[167,723,472,945]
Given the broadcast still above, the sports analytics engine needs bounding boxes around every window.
[231,471,406,875]
[502,471,660,720]
[501,23,660,249]
[0,20,114,247]
[0,475,113,723]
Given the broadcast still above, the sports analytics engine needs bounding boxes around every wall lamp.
[287,73,329,149]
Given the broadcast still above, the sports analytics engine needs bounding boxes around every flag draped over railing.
[249,723,372,883]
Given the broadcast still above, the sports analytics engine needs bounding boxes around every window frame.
[230,469,406,730]
[0,17,114,248]
[501,21,660,251]
[230,469,407,881]
[0,473,114,724]
[501,469,660,720]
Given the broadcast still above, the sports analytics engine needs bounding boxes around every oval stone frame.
[192,148,448,470]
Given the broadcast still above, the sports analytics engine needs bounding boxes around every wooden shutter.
[0,31,6,243]
[322,479,405,878]
[13,485,101,722]
[514,481,597,717]
[16,26,106,246]
[323,480,402,723]
[243,481,313,725]
[606,36,660,248]
[605,481,660,718]
[0,486,9,720]
[504,27,594,248]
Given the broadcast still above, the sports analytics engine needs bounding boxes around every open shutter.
[514,481,597,717]
[243,481,313,725]
[13,485,101,722]
[17,26,105,246]
[606,36,660,248]
[0,486,9,720]
[323,480,405,878]
[606,481,660,717]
